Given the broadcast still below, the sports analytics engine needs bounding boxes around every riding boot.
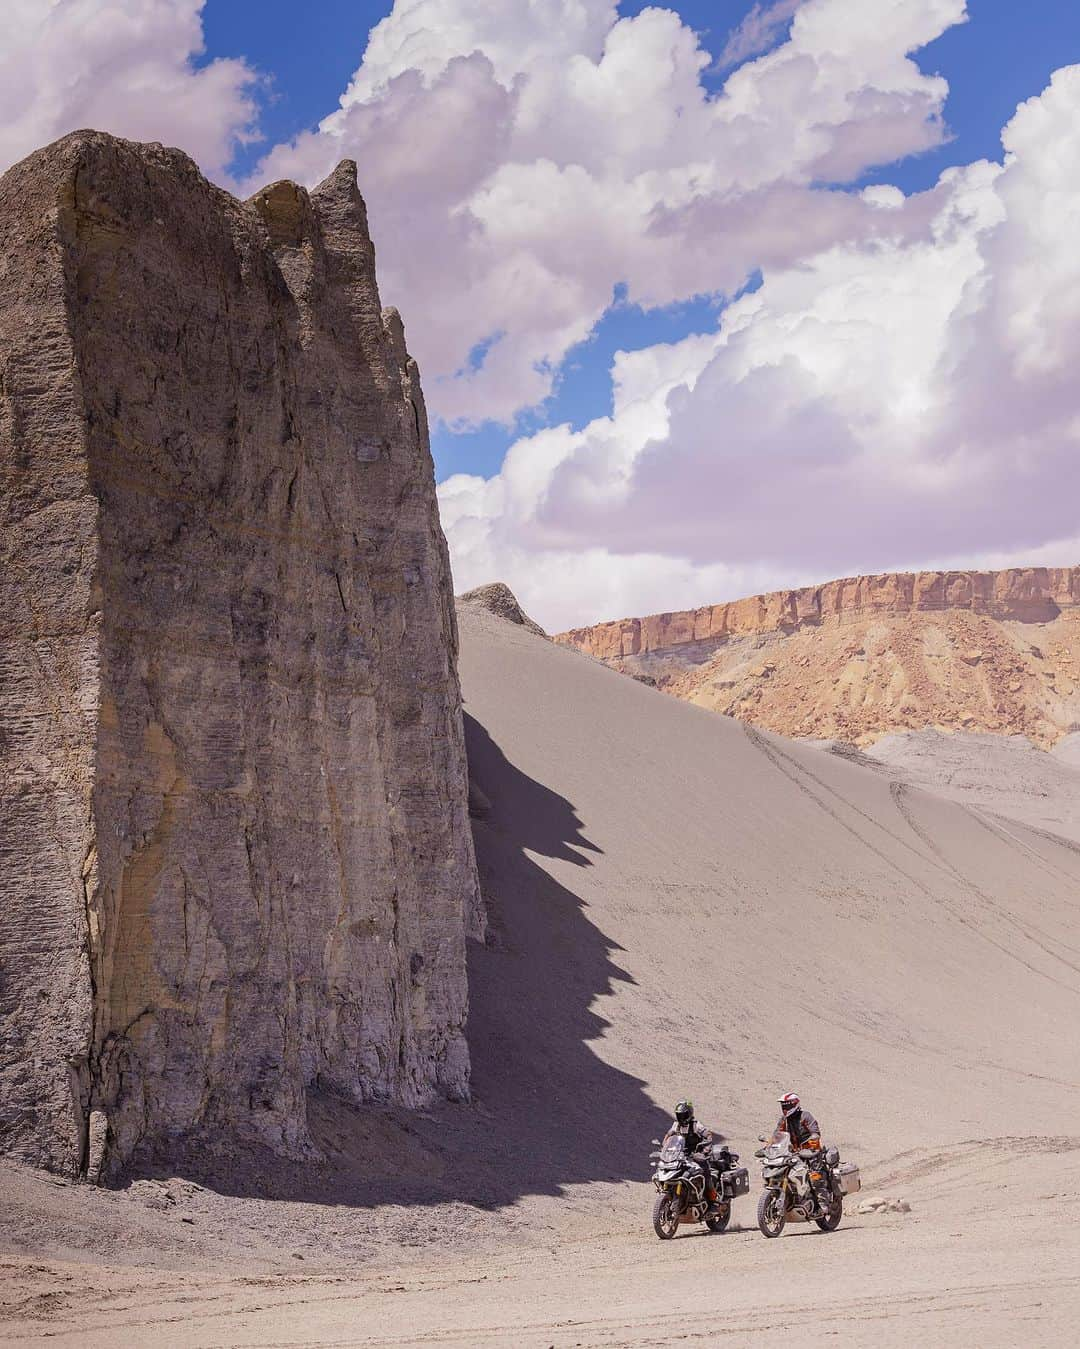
[705,1175,721,1214]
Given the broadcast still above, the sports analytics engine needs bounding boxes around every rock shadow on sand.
[117,712,668,1212]
[458,713,671,1204]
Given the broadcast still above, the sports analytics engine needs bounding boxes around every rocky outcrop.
[556,568,1080,748]
[558,568,1080,661]
[457,582,547,638]
[0,131,480,1179]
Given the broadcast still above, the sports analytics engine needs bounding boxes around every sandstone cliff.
[0,131,480,1179]
[557,568,1080,747]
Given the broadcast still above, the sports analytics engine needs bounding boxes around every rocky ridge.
[556,567,1080,747]
[457,582,548,638]
[0,132,479,1180]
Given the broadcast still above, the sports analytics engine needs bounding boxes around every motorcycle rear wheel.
[652,1193,680,1240]
[757,1189,786,1238]
[815,1196,843,1232]
[705,1202,731,1234]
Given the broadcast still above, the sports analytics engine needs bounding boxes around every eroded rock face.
[558,569,1080,660]
[0,131,479,1178]
[556,568,1080,747]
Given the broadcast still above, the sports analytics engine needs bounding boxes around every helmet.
[779,1092,801,1117]
[674,1100,694,1126]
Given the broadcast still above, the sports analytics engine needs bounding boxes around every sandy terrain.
[4,1143,1080,1347]
[3,600,1080,1346]
[861,728,1080,844]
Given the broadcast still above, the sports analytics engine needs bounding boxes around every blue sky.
[0,0,1078,626]
[200,1,1080,485]
[199,1,1080,194]
[6,0,1058,625]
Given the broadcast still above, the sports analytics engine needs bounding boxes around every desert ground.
[3,598,1080,1346]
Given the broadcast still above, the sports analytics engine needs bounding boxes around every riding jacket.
[666,1116,713,1155]
[775,1108,821,1150]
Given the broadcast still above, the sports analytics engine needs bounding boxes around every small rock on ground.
[857,1195,911,1215]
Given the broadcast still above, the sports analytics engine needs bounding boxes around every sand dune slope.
[862,729,1080,845]
[459,601,1080,1158]
[4,598,1080,1347]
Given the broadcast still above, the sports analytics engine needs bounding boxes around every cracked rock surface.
[0,131,479,1179]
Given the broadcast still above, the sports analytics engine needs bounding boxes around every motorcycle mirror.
[651,1139,661,1146]
[758,1134,767,1142]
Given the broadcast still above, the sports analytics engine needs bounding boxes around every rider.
[665,1099,721,1214]
[773,1092,831,1213]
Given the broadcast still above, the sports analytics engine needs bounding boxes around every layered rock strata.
[557,568,1080,747]
[559,568,1080,660]
[0,131,479,1179]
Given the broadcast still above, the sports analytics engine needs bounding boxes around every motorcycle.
[648,1134,749,1239]
[754,1134,852,1238]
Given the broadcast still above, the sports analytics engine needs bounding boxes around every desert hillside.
[3,588,1080,1345]
[556,567,1080,747]
[457,590,1080,1152]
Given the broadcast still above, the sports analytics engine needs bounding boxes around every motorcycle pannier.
[721,1166,750,1198]
[835,1161,861,1196]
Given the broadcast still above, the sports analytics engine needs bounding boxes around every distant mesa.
[556,566,1080,748]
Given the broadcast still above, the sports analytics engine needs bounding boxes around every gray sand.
[2,604,1079,1347]
[863,728,1080,844]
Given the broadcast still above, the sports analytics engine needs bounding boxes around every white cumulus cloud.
[719,1,805,70]
[248,0,968,425]
[0,1,257,180]
[5,0,1069,635]
[441,65,1080,632]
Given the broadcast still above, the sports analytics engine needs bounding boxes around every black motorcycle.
[754,1134,855,1237]
[649,1135,749,1239]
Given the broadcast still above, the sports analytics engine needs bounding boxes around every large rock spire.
[0,131,479,1178]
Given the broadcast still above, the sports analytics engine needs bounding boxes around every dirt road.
[3,1139,1079,1346]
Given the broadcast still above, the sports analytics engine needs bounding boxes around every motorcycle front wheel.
[757,1189,786,1238]
[705,1202,731,1234]
[815,1196,843,1232]
[652,1192,680,1240]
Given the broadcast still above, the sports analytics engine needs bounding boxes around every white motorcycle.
[754,1134,860,1238]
